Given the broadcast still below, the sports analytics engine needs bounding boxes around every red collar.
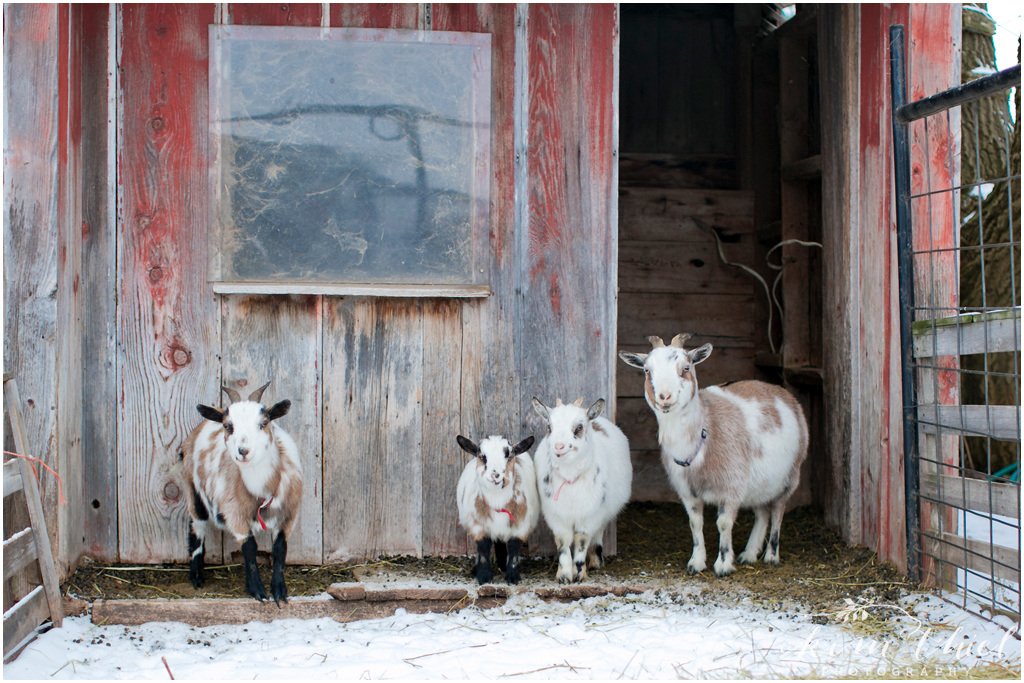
[257,496,274,530]
[496,508,515,521]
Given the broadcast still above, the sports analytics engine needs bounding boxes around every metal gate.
[890,25,1021,626]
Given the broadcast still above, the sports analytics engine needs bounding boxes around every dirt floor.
[64,502,908,616]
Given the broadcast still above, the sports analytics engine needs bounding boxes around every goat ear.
[512,435,535,455]
[530,397,550,421]
[248,380,272,403]
[266,400,291,421]
[197,404,224,423]
[689,343,713,365]
[456,435,479,455]
[618,351,648,369]
[586,398,606,421]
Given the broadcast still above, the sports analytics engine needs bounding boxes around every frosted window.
[209,26,491,289]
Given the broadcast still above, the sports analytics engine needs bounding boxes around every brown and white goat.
[176,381,302,604]
[619,335,807,576]
[456,434,539,584]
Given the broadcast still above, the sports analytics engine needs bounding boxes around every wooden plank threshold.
[86,584,653,627]
[212,282,491,298]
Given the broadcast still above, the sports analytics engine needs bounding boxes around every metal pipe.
[889,24,921,583]
[896,64,1021,124]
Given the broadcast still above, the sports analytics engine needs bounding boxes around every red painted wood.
[229,3,322,26]
[118,4,221,562]
[330,3,420,29]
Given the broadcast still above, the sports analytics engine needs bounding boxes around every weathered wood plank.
[919,474,1020,519]
[917,405,1021,442]
[330,3,420,29]
[519,4,619,555]
[56,3,85,579]
[118,4,220,563]
[924,532,1020,585]
[4,380,63,628]
[619,188,754,241]
[618,153,737,190]
[323,299,424,560]
[619,241,755,295]
[912,309,1021,357]
[212,283,491,298]
[3,530,37,583]
[781,154,823,180]
[90,593,501,628]
[616,293,758,348]
[228,3,322,26]
[433,3,521,558]
[420,300,468,557]
[220,295,323,564]
[3,2,61,572]
[3,586,48,660]
[80,3,119,562]
[629,450,678,503]
[3,460,23,497]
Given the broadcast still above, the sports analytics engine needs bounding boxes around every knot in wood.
[171,348,190,367]
[163,482,180,502]
[148,267,163,282]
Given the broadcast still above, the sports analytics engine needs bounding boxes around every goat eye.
[260,420,269,430]
[573,424,583,438]
[224,422,234,435]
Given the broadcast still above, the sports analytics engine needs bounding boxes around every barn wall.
[100,2,618,565]
[818,3,960,572]
[3,3,85,580]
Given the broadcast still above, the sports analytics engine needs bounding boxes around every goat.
[456,434,539,584]
[531,397,632,583]
[619,334,808,577]
[176,381,302,604]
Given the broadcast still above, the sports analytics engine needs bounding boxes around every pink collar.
[553,476,579,502]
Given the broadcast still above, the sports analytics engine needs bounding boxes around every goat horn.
[647,335,665,349]
[670,333,692,348]
[248,380,272,403]
[221,386,241,405]
[555,397,564,407]
[573,397,584,407]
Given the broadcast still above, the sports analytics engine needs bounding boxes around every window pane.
[210,26,491,287]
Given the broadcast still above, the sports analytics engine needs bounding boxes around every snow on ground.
[958,510,1021,616]
[5,585,1020,680]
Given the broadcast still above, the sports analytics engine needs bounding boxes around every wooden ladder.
[3,375,63,661]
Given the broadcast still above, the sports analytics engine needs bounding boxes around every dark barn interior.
[616,4,826,512]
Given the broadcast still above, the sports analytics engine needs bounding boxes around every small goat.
[619,334,807,577]
[531,397,632,583]
[177,381,302,604]
[456,434,539,584]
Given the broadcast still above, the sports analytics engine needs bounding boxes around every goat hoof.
[475,565,493,585]
[271,581,287,606]
[505,569,520,585]
[736,552,758,565]
[189,573,204,589]
[687,561,706,574]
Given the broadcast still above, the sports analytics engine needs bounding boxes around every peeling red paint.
[549,273,561,318]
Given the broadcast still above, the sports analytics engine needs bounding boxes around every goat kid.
[456,435,539,584]
[619,334,807,577]
[532,397,632,583]
[177,381,302,604]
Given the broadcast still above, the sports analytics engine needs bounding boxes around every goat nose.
[238,447,249,457]
[659,392,671,401]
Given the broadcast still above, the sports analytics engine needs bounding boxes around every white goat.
[619,334,808,577]
[177,381,302,604]
[531,397,632,583]
[456,434,539,584]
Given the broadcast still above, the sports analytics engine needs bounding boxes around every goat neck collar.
[496,508,515,521]
[673,428,707,468]
[553,475,579,502]
[256,495,274,530]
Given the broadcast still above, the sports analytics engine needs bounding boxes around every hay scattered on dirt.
[64,503,909,617]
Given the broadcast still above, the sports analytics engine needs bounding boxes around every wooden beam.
[919,473,1020,519]
[2,587,48,659]
[91,594,505,628]
[917,404,1020,442]
[4,379,63,628]
[912,309,1021,357]
[922,532,1020,584]
[2,530,37,583]
[781,154,823,180]
[212,283,492,298]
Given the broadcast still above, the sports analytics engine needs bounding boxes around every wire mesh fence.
[891,26,1021,629]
